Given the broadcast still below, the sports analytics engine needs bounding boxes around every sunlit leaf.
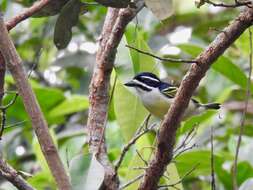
[179,44,253,92]
[125,25,159,75]
[49,95,89,117]
[176,151,224,177]
[144,0,174,20]
[69,154,104,190]
[114,80,148,141]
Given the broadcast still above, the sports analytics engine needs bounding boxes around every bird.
[124,72,220,119]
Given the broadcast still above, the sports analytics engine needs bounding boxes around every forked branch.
[0,13,71,190]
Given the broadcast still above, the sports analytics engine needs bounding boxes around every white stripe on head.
[140,76,160,82]
[132,79,154,90]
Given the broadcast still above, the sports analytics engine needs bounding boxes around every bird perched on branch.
[124,72,220,119]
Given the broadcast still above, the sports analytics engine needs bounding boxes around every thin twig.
[135,114,151,136]
[5,120,28,129]
[115,123,155,172]
[136,149,148,166]
[126,45,197,64]
[173,127,197,153]
[158,164,200,189]
[232,27,252,190]
[0,156,35,190]
[0,93,18,109]
[119,174,144,190]
[173,144,197,159]
[211,126,216,190]
[0,93,18,139]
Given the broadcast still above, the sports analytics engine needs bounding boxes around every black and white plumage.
[124,72,220,119]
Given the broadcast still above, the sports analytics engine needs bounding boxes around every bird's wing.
[161,87,201,105]
[161,86,178,98]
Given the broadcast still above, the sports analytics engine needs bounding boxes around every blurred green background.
[0,0,253,189]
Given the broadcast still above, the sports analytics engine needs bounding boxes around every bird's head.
[124,72,163,92]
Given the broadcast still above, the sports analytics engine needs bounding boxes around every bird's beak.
[124,80,136,87]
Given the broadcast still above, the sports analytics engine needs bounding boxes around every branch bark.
[87,2,144,189]
[0,33,32,190]
[0,13,71,190]
[139,8,253,190]
[0,156,35,190]
[5,0,51,31]
[94,0,131,8]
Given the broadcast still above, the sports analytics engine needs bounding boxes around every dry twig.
[115,117,153,172]
[211,126,216,190]
[232,27,252,190]
[126,45,197,64]
[120,174,144,190]
[158,164,200,190]
[0,156,35,190]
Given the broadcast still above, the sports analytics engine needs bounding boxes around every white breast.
[136,88,173,119]
[136,88,199,119]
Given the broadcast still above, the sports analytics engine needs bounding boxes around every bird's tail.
[202,103,221,110]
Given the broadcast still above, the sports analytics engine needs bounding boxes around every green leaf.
[54,0,84,49]
[28,171,56,189]
[49,95,89,118]
[34,87,65,112]
[144,0,173,20]
[163,163,183,190]
[122,133,154,190]
[235,30,253,57]
[114,80,149,141]
[180,87,233,134]
[237,161,253,186]
[175,151,224,177]
[179,44,253,92]
[125,25,159,75]
[0,0,8,12]
[69,154,104,190]
[32,129,58,176]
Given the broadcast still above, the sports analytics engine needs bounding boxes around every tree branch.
[0,155,35,190]
[0,32,32,190]
[0,13,71,190]
[87,2,144,189]
[126,45,197,64]
[205,0,252,8]
[5,0,51,31]
[138,8,253,190]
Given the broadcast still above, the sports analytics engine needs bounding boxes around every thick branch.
[139,8,253,190]
[5,0,51,31]
[0,14,71,190]
[94,0,132,8]
[87,2,144,190]
[0,156,35,190]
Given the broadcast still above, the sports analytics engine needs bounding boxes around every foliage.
[0,0,253,190]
